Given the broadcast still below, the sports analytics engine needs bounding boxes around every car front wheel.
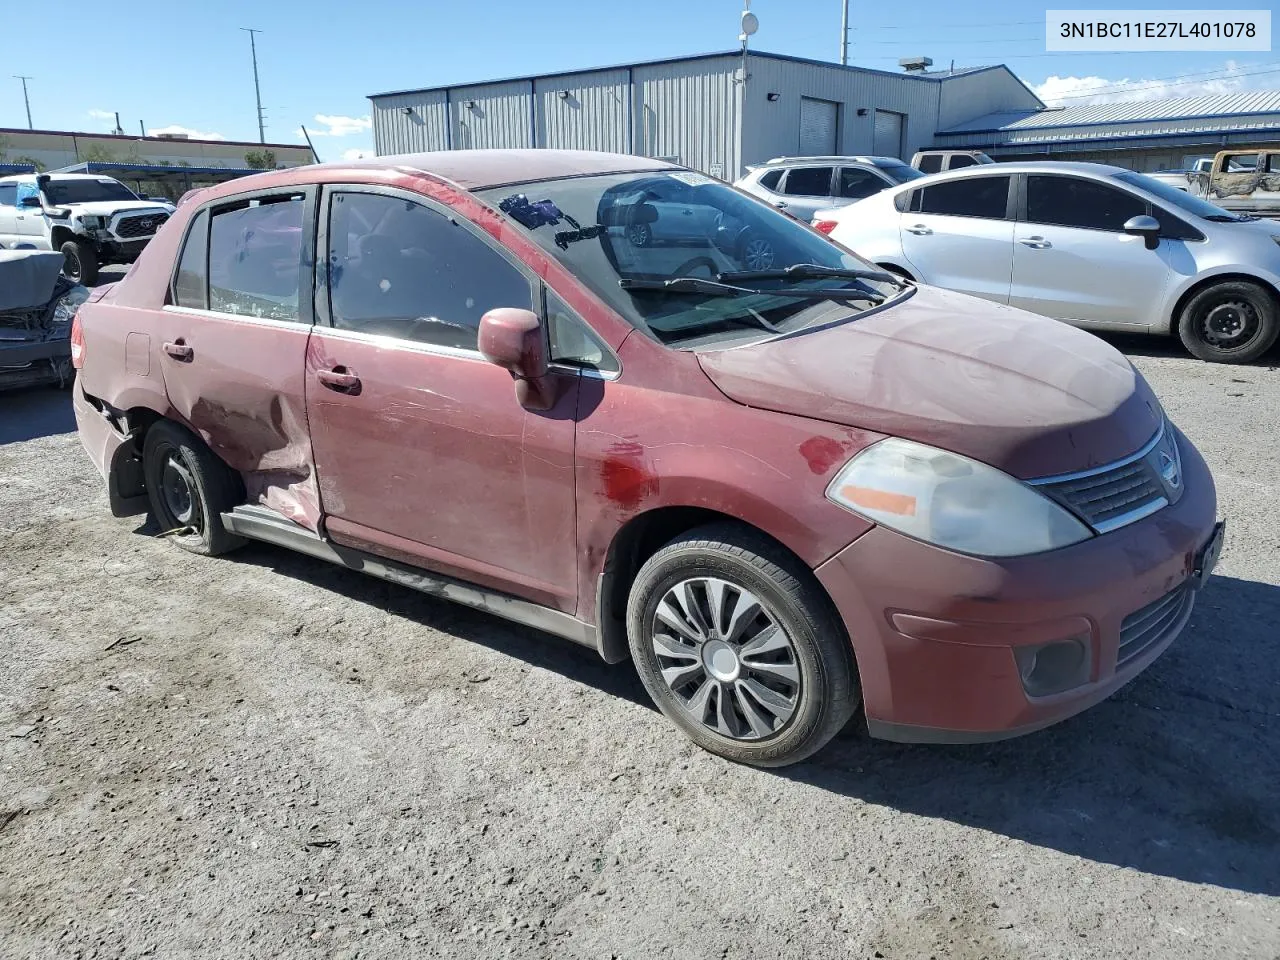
[1177,280,1279,364]
[59,239,99,286]
[626,523,859,767]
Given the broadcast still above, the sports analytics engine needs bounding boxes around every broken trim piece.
[220,504,600,652]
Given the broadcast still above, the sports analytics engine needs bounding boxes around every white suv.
[734,156,925,222]
[0,173,175,284]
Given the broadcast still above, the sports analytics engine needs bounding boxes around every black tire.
[141,420,246,556]
[628,222,652,248]
[59,239,99,286]
[1176,280,1279,364]
[626,522,859,767]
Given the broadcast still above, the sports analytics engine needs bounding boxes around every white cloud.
[1033,60,1259,105]
[146,124,226,141]
[342,148,374,161]
[306,114,373,137]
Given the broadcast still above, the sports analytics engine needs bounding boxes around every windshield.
[1113,171,1245,221]
[41,178,138,205]
[476,171,904,347]
[871,159,926,184]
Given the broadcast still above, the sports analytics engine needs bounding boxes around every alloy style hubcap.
[650,577,801,741]
[1202,299,1257,345]
[743,239,775,271]
[161,452,200,529]
[629,224,649,246]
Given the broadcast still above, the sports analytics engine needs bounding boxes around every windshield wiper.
[620,275,883,303]
[1203,213,1256,222]
[716,263,905,287]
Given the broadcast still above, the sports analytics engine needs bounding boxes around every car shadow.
[1098,330,1280,367]
[0,387,75,445]
[787,572,1280,896]
[195,531,1279,894]
[223,538,654,711]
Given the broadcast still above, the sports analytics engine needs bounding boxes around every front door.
[305,186,581,612]
[1010,174,1171,326]
[156,187,322,529]
[899,174,1014,304]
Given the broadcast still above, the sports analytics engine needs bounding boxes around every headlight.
[79,215,102,229]
[826,438,1092,557]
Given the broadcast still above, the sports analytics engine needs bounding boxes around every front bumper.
[815,425,1219,743]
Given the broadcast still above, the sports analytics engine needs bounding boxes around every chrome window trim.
[161,304,308,329]
[1027,422,1165,486]
[312,324,488,362]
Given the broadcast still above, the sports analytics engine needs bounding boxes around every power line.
[1039,62,1280,100]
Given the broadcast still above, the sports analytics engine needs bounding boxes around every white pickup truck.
[1146,149,1280,218]
[0,173,175,284]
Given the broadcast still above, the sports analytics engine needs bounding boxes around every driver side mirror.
[19,196,42,208]
[1123,214,1161,250]
[478,308,559,411]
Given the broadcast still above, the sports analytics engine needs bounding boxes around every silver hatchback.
[734,156,924,222]
[818,161,1280,364]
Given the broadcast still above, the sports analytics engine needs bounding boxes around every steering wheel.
[672,256,718,279]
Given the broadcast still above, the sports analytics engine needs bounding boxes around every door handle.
[317,366,362,395]
[162,339,193,362]
[905,224,932,235]
[775,200,788,209]
[1018,236,1052,249]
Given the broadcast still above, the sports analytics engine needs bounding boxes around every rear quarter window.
[757,169,783,191]
[172,209,209,310]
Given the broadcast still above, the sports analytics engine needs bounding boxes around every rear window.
[914,175,1010,219]
[782,167,833,197]
[207,194,306,322]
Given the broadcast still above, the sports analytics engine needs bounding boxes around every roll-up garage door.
[873,110,905,159]
[799,97,839,155]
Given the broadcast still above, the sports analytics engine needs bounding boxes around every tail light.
[70,312,85,369]
[813,219,838,236]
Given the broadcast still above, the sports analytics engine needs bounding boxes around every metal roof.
[940,91,1280,134]
[369,50,1010,100]
[350,149,676,189]
[0,162,36,175]
[52,161,281,185]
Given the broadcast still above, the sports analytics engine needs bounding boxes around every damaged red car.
[73,150,1223,766]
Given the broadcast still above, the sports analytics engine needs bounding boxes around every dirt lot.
[2,340,1278,960]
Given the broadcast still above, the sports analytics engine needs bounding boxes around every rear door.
[304,185,581,612]
[158,187,322,528]
[776,166,835,221]
[1010,174,1170,326]
[899,174,1014,303]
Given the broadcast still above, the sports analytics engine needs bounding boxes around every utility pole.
[241,28,266,143]
[840,0,850,65]
[13,76,33,129]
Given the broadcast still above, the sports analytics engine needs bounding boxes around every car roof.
[327,149,677,190]
[917,160,1128,180]
[0,172,121,183]
[760,155,901,167]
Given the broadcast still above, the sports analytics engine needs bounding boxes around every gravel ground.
[1,340,1278,960]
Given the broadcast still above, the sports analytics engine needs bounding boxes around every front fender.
[1161,264,1280,335]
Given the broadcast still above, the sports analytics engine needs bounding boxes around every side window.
[547,289,618,374]
[838,168,886,200]
[782,167,834,197]
[15,181,39,206]
[757,169,783,191]
[172,209,209,309]
[327,191,533,351]
[207,193,305,321]
[916,155,943,174]
[0,183,16,207]
[917,176,1010,219]
[1221,153,1258,173]
[949,154,978,169]
[1025,176,1145,232]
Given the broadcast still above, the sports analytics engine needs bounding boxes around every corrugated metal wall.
[739,58,941,169]
[936,68,1042,132]
[450,81,535,150]
[371,90,450,155]
[535,70,630,152]
[632,56,741,178]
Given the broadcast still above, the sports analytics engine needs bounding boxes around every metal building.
[934,92,1280,171]
[368,51,1043,178]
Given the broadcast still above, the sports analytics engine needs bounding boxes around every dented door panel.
[156,309,321,530]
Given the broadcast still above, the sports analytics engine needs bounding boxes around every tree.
[244,149,277,170]
[14,155,46,172]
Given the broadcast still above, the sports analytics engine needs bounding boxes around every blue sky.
[3,0,1276,159]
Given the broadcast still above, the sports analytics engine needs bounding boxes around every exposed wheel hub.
[650,577,800,742]
[160,452,200,529]
[1203,299,1257,345]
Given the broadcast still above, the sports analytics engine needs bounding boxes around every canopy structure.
[0,162,37,175]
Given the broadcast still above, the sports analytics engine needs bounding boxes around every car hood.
[696,285,1163,480]
[54,201,172,218]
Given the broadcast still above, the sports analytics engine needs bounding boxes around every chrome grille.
[115,213,168,239]
[1031,423,1182,534]
[1118,584,1193,665]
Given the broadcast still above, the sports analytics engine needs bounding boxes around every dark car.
[71,150,1222,766]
